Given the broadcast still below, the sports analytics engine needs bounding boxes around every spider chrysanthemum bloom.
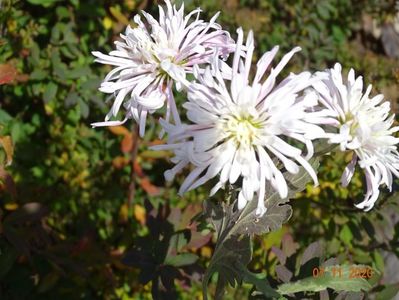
[155,28,329,216]
[92,0,235,136]
[313,63,399,210]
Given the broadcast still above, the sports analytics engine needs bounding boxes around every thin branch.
[127,123,140,208]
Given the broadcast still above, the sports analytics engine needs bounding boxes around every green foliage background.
[0,0,399,299]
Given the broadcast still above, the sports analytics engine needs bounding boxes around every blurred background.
[1,0,399,299]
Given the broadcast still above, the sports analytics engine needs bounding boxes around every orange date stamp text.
[312,266,374,279]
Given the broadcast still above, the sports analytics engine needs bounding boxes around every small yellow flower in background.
[102,16,113,30]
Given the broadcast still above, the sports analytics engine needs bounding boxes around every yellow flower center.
[225,115,261,147]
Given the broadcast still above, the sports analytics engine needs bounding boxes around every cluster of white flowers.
[91,1,234,136]
[313,64,399,210]
[93,0,399,216]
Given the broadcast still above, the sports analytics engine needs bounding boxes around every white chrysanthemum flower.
[155,28,329,216]
[92,0,234,136]
[313,63,399,210]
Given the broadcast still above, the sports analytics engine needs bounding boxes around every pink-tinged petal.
[259,46,301,100]
[92,51,134,66]
[91,118,128,127]
[111,88,129,117]
[232,27,244,81]
[253,46,279,85]
[355,166,380,210]
[165,83,181,125]
[164,159,189,181]
[178,166,206,195]
[243,30,254,81]
[341,154,357,187]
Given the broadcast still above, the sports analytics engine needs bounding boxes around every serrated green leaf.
[339,224,353,246]
[65,92,79,107]
[240,265,281,299]
[60,45,76,59]
[203,200,230,238]
[234,196,292,235]
[313,139,337,156]
[30,69,48,81]
[202,159,319,299]
[53,62,68,80]
[66,66,91,79]
[203,235,251,300]
[78,99,89,118]
[372,250,384,273]
[233,158,319,235]
[0,109,12,123]
[81,78,100,90]
[43,82,57,103]
[50,24,62,43]
[316,4,330,19]
[277,265,372,294]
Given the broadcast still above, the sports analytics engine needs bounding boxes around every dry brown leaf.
[133,160,144,177]
[108,125,130,136]
[121,134,134,153]
[20,48,30,57]
[15,74,29,82]
[224,0,239,10]
[137,0,148,10]
[0,64,17,85]
[147,139,165,146]
[139,177,160,196]
[0,136,14,166]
